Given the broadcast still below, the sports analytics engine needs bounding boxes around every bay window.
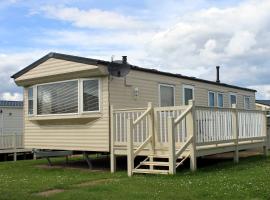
[28,87,33,115]
[29,78,100,116]
[83,79,100,112]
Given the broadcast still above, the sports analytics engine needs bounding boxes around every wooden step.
[141,161,169,166]
[133,169,169,175]
[141,161,184,167]
[149,154,169,159]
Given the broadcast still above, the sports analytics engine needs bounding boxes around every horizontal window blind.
[83,80,99,111]
[37,81,78,115]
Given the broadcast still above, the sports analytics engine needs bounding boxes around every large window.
[30,79,100,116]
[183,85,194,105]
[83,79,100,112]
[229,93,237,107]
[208,91,215,107]
[37,80,78,115]
[217,93,224,108]
[244,96,251,110]
[28,87,33,115]
[159,84,175,107]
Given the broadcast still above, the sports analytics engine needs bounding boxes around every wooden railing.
[111,101,268,175]
[167,100,196,174]
[195,106,267,146]
[127,102,154,176]
[0,134,23,150]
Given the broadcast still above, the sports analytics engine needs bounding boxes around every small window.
[83,79,100,112]
[159,84,175,107]
[244,96,251,110]
[28,87,33,115]
[208,91,215,107]
[217,93,224,108]
[229,93,237,107]
[183,85,194,105]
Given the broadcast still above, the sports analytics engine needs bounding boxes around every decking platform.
[0,134,31,161]
[110,101,268,175]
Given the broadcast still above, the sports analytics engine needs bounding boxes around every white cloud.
[249,85,270,99]
[41,6,145,30]
[0,92,22,101]
[225,31,256,56]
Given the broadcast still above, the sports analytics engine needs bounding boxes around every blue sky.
[0,0,270,100]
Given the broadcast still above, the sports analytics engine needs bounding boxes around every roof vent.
[216,66,220,83]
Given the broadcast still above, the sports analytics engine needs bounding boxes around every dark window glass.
[208,92,215,107]
[184,87,193,105]
[160,85,174,107]
[28,88,33,115]
[83,80,99,111]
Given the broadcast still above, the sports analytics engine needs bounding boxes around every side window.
[159,84,175,107]
[208,91,215,107]
[229,93,237,107]
[183,85,194,105]
[217,93,224,108]
[244,96,251,110]
[28,87,33,115]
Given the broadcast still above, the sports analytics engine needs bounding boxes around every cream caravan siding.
[23,76,109,152]
[109,70,256,109]
[16,58,100,82]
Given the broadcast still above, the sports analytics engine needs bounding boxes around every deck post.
[168,116,176,174]
[148,102,155,170]
[232,104,239,163]
[188,100,197,171]
[262,107,268,156]
[127,118,134,177]
[13,133,17,162]
[110,105,116,173]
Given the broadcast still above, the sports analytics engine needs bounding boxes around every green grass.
[0,154,270,200]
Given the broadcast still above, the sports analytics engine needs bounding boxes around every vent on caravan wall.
[108,56,131,77]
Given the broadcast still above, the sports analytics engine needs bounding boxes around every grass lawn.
[0,153,270,200]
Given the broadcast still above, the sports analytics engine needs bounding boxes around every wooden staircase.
[132,153,190,175]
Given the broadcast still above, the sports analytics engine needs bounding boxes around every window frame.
[182,85,194,105]
[229,93,237,108]
[217,92,224,108]
[30,78,101,117]
[244,96,251,110]
[80,78,101,114]
[158,83,175,107]
[208,91,216,107]
[27,87,34,116]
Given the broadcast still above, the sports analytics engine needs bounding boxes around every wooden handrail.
[133,103,153,125]
[174,105,193,124]
[134,135,152,157]
[175,136,193,158]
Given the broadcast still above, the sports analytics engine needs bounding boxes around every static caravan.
[0,100,26,159]
[12,52,267,175]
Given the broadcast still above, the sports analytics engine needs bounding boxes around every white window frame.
[80,78,101,114]
[182,85,194,105]
[30,78,101,117]
[229,93,237,108]
[158,83,175,107]
[244,96,251,110]
[27,87,34,116]
[217,92,224,108]
[208,91,216,107]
